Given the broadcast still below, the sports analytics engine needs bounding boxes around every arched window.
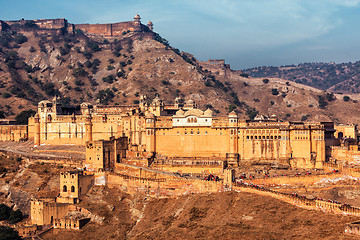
[63,185,67,192]
[338,132,344,139]
[71,186,75,192]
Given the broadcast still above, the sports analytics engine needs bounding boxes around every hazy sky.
[1,0,360,69]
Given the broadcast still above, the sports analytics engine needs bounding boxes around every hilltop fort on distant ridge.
[0,14,154,39]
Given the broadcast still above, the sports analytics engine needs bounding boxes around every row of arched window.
[63,185,75,192]
[246,129,280,134]
[246,135,281,140]
[187,118,198,123]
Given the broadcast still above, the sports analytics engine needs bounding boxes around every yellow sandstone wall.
[31,199,70,226]
[0,125,27,141]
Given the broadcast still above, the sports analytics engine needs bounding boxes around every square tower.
[57,171,94,204]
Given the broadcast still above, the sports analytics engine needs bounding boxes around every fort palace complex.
[13,95,337,170]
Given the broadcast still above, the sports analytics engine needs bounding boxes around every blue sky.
[1,0,360,69]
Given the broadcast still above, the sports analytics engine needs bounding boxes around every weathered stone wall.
[54,218,90,230]
[0,125,27,141]
[85,137,128,171]
[31,199,70,226]
[106,167,223,197]
[330,146,360,164]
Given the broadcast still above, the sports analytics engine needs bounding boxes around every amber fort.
[1,15,360,238]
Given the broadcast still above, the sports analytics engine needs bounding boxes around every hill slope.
[0,25,360,124]
[243,62,360,93]
[43,189,358,240]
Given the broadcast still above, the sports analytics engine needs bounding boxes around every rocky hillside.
[0,153,357,240]
[243,62,360,93]
[1,25,360,124]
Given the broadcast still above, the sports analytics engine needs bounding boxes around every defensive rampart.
[107,171,223,196]
[233,182,360,216]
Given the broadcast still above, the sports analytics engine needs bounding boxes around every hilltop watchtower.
[147,21,153,31]
[134,14,141,32]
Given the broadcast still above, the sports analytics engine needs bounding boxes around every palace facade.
[27,96,336,169]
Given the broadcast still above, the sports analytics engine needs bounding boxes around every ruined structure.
[198,59,232,78]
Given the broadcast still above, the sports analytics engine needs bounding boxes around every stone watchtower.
[227,111,240,166]
[145,112,156,154]
[147,21,153,31]
[134,14,141,32]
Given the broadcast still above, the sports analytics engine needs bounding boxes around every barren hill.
[0,21,360,124]
[243,62,360,93]
[43,189,358,240]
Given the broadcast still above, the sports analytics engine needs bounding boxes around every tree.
[271,88,279,95]
[43,83,59,96]
[245,107,258,120]
[9,210,23,224]
[262,78,269,84]
[325,92,336,102]
[0,226,21,240]
[96,89,115,105]
[14,34,27,44]
[317,95,328,109]
[15,110,36,125]
[24,20,38,28]
[86,40,100,52]
[0,204,10,221]
[343,96,350,102]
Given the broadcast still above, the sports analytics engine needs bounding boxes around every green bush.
[107,65,115,71]
[72,67,87,78]
[0,204,11,221]
[14,34,27,44]
[82,51,93,59]
[24,20,37,28]
[75,80,85,86]
[271,88,279,95]
[43,83,59,96]
[0,226,21,240]
[2,92,12,98]
[15,109,36,124]
[9,210,23,224]
[86,40,100,52]
[96,88,115,105]
[228,104,236,112]
[116,71,124,78]
[343,96,350,102]
[102,75,116,84]
[317,95,328,109]
[245,107,258,120]
[301,115,309,121]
